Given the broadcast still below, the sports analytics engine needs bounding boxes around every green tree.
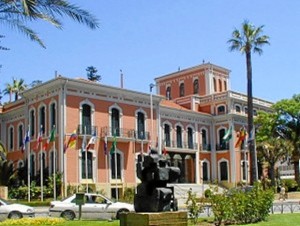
[272,94,300,185]
[30,80,43,88]
[228,20,270,184]
[0,0,99,48]
[86,66,101,82]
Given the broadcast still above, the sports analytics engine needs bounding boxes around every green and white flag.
[223,126,232,142]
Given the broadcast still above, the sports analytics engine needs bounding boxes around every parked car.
[49,193,134,220]
[0,198,35,221]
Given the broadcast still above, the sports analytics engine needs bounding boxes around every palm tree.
[0,0,99,48]
[228,20,270,184]
[13,78,27,100]
[3,82,14,102]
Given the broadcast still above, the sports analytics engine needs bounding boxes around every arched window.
[253,109,258,116]
[18,124,23,149]
[30,153,35,177]
[213,78,217,92]
[30,109,35,137]
[224,81,227,91]
[179,83,184,97]
[9,127,13,151]
[219,79,222,92]
[235,105,241,113]
[218,128,226,150]
[166,86,171,100]
[39,106,46,134]
[217,105,225,114]
[50,102,56,131]
[202,161,208,181]
[82,104,92,134]
[39,152,46,170]
[187,127,193,149]
[201,129,208,149]
[193,79,199,94]
[137,112,145,139]
[82,151,93,179]
[220,161,228,181]
[176,125,182,148]
[245,107,248,115]
[111,152,121,179]
[164,124,171,147]
[111,108,120,136]
[49,151,56,176]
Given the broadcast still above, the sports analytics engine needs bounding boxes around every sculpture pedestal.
[120,211,188,226]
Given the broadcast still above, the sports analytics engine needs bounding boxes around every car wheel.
[116,208,129,219]
[61,210,75,220]
[8,211,22,219]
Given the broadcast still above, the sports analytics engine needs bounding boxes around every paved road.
[35,199,300,218]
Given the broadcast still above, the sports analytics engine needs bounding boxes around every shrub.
[209,183,274,225]
[120,187,135,203]
[185,189,204,225]
[282,179,298,192]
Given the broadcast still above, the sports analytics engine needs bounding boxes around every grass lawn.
[1,214,300,226]
[196,213,300,226]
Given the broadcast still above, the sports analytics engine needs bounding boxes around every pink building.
[0,63,272,198]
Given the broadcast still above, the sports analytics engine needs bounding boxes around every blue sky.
[1,0,299,103]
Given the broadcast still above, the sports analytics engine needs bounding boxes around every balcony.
[100,127,150,140]
[164,140,198,150]
[77,124,98,136]
[201,143,211,151]
[216,143,229,151]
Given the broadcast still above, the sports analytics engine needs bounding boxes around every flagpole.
[114,131,118,201]
[27,130,30,203]
[105,136,109,196]
[53,125,56,201]
[85,126,88,193]
[40,142,43,202]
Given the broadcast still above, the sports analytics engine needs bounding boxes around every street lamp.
[150,83,156,150]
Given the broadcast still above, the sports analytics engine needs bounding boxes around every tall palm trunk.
[246,51,257,184]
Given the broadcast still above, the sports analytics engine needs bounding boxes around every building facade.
[0,63,272,198]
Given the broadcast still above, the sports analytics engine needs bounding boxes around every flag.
[222,126,232,142]
[35,126,43,150]
[104,136,108,155]
[163,147,167,156]
[110,135,117,155]
[86,132,96,151]
[21,129,30,153]
[43,127,55,151]
[64,130,77,152]
[235,127,247,148]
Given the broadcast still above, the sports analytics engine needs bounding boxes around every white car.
[0,198,35,221]
[49,193,134,220]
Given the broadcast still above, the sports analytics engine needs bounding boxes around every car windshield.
[0,198,10,205]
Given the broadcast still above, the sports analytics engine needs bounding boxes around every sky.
[1,0,300,103]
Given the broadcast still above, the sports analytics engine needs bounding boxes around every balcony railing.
[201,143,211,151]
[77,124,98,136]
[164,140,198,150]
[216,143,229,151]
[100,127,150,140]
